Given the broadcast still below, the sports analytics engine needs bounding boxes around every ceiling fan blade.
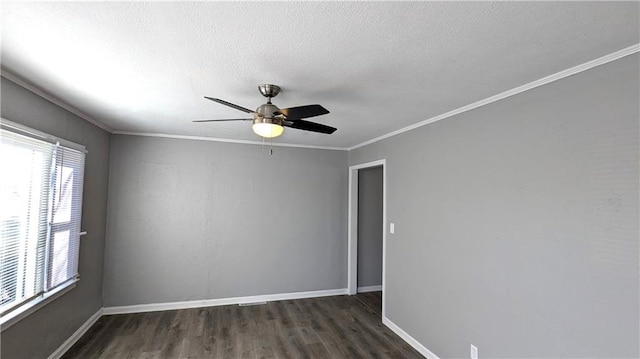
[284,119,337,134]
[277,104,329,120]
[192,118,253,122]
[204,97,255,114]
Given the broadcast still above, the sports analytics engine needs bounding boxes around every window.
[0,120,85,326]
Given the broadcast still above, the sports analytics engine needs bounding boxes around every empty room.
[1,2,638,358]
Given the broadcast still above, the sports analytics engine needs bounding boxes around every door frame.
[347,159,387,317]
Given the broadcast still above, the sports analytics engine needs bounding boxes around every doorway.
[348,159,386,318]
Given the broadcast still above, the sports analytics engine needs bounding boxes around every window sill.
[0,279,79,332]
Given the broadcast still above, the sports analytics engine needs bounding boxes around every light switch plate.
[470,344,478,359]
[390,223,395,234]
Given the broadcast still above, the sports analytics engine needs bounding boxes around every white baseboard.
[357,285,382,293]
[48,290,433,359]
[103,288,348,315]
[382,316,440,359]
[48,308,103,359]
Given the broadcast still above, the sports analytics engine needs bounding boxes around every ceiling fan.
[194,84,336,138]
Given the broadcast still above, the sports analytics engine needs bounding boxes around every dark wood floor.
[62,292,423,359]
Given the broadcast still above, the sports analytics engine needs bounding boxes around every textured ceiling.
[2,2,639,148]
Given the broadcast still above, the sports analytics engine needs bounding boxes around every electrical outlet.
[470,344,478,359]
[390,223,395,234]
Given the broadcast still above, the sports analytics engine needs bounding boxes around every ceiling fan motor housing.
[255,103,283,125]
[253,116,283,126]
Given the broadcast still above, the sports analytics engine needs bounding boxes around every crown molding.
[0,69,113,133]
[112,131,348,151]
[348,43,640,151]
[3,43,637,150]
[0,69,344,150]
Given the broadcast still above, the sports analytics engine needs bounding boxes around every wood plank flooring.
[62,292,422,359]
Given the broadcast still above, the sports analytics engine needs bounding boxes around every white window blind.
[0,121,85,319]
[48,146,84,290]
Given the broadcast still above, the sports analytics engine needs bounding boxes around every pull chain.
[261,136,274,156]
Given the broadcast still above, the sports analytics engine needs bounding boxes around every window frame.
[0,118,86,332]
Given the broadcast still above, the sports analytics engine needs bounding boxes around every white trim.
[45,290,435,359]
[0,279,78,332]
[2,45,637,150]
[382,162,387,319]
[347,168,359,295]
[103,288,347,315]
[348,159,387,171]
[112,131,348,151]
[47,308,103,359]
[347,159,387,318]
[0,70,113,133]
[383,316,440,359]
[348,43,640,150]
[1,118,86,151]
[357,285,382,293]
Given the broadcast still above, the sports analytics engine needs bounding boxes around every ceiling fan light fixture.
[198,85,335,136]
[252,119,284,138]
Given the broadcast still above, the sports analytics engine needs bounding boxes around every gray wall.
[103,135,347,306]
[0,78,110,358]
[349,54,639,358]
[357,166,383,288]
